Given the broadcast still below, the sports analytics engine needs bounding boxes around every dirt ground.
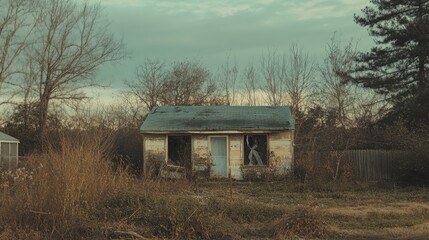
[191,181,429,239]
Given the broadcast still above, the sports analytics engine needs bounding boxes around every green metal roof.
[0,131,19,142]
[140,106,295,132]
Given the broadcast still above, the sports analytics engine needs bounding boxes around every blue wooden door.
[210,137,227,177]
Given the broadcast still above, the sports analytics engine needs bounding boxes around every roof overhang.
[0,132,20,143]
[141,129,293,135]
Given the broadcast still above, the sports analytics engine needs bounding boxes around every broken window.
[244,135,268,166]
[167,135,191,167]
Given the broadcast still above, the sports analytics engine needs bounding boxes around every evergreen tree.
[353,0,429,125]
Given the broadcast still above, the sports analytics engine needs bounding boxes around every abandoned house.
[140,106,295,179]
[0,131,19,170]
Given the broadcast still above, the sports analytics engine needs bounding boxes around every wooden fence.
[343,150,415,180]
[296,149,418,180]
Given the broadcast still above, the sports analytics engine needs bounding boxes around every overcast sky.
[92,0,373,98]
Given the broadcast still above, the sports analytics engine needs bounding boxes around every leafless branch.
[26,0,125,150]
[261,49,287,106]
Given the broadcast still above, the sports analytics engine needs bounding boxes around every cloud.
[99,0,145,7]
[98,0,366,20]
[280,0,366,20]
[100,0,268,17]
[94,0,373,85]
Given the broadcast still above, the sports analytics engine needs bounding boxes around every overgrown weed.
[96,192,214,239]
[270,205,325,239]
[0,131,134,237]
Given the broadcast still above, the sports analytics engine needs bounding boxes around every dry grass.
[326,202,429,217]
[1,137,428,239]
[0,131,135,238]
[328,222,429,240]
[323,200,429,239]
[270,206,325,239]
[195,182,429,239]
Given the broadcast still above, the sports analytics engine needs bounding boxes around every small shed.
[140,106,295,179]
[0,131,19,170]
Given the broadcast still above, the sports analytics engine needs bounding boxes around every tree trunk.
[39,96,49,152]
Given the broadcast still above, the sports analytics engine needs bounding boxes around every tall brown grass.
[0,130,134,236]
[270,206,325,239]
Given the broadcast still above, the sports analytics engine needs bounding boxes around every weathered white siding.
[269,131,294,174]
[143,134,166,174]
[143,131,294,179]
[229,135,243,179]
[192,135,209,172]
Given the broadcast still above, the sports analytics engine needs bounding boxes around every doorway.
[210,136,228,177]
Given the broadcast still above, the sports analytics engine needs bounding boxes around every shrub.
[393,153,429,185]
[241,166,277,182]
[271,206,325,239]
[294,151,357,183]
[145,154,165,178]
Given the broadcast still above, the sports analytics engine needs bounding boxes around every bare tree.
[261,49,287,106]
[352,91,387,128]
[160,60,217,106]
[125,59,165,112]
[64,101,141,130]
[118,95,147,127]
[28,0,124,150]
[0,0,35,104]
[319,35,387,129]
[318,35,358,128]
[15,57,38,128]
[218,55,238,105]
[125,59,221,113]
[243,63,260,106]
[285,44,315,117]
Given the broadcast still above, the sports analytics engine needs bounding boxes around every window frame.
[242,134,269,166]
[0,142,19,169]
[166,135,192,167]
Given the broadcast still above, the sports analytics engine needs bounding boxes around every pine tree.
[353,0,429,125]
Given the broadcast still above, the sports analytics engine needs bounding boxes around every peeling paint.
[143,130,294,179]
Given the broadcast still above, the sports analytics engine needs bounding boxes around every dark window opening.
[167,135,191,167]
[244,135,268,166]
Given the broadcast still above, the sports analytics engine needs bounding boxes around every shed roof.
[0,131,19,142]
[140,106,295,133]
